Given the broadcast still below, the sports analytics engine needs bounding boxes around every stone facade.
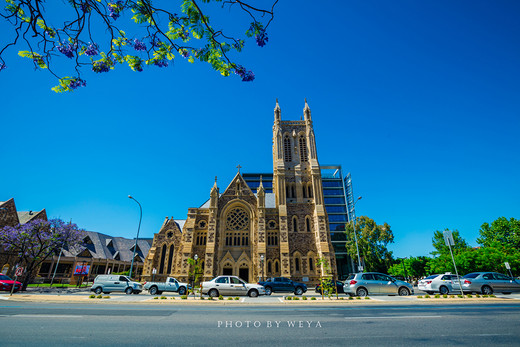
[143,101,336,285]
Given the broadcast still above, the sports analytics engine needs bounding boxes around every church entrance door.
[223,267,233,275]
[239,268,249,282]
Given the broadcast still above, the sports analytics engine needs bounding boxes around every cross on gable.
[236,164,241,174]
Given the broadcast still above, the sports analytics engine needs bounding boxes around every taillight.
[143,281,147,285]
[464,280,471,284]
[426,281,432,284]
[349,280,357,285]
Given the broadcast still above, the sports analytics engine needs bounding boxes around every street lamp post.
[128,195,142,280]
[260,255,264,282]
[351,196,363,272]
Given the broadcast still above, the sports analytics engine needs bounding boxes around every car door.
[360,274,380,294]
[375,274,396,294]
[493,273,514,292]
[230,277,248,296]
[482,273,499,291]
[214,276,231,295]
[167,278,179,292]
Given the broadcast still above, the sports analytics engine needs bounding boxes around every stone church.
[143,100,336,284]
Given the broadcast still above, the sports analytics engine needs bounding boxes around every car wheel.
[149,286,158,295]
[481,285,493,295]
[125,287,133,295]
[439,286,449,295]
[356,287,368,297]
[294,287,304,295]
[248,289,259,298]
[398,287,410,296]
[209,289,219,298]
[264,286,272,295]
[178,286,187,296]
[94,287,102,295]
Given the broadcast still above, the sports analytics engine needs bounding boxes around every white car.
[201,275,266,298]
[418,273,463,295]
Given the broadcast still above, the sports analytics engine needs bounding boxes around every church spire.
[304,98,311,121]
[274,98,281,122]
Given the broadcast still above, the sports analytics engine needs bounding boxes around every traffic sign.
[15,267,23,277]
[505,262,511,270]
[443,230,455,246]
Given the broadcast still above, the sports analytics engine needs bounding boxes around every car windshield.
[345,274,355,280]
[425,275,438,280]
[0,275,12,281]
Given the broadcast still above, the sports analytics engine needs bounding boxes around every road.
[1,300,519,346]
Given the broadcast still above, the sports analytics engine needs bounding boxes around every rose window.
[226,207,249,230]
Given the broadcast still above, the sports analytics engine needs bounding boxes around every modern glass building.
[243,166,355,280]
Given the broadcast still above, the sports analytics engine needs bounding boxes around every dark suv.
[258,277,307,295]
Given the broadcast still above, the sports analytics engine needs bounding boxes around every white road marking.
[13,315,83,318]
[345,315,442,320]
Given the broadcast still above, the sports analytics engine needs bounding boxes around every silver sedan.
[343,272,414,297]
[462,272,520,295]
[418,273,463,295]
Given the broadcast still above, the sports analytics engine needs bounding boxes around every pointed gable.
[221,173,256,199]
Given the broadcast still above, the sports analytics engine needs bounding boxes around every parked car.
[143,277,189,296]
[201,276,266,298]
[90,275,143,295]
[418,273,463,295]
[315,279,344,295]
[462,272,520,295]
[343,272,414,297]
[257,277,307,295]
[0,273,22,292]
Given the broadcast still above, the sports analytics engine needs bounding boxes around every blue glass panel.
[322,180,343,187]
[324,197,346,204]
[325,206,347,213]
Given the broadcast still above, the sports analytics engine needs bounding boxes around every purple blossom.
[92,60,110,73]
[85,43,99,56]
[255,28,268,47]
[58,42,76,58]
[133,39,147,51]
[235,65,255,82]
[69,78,86,89]
[154,59,168,67]
[108,1,123,20]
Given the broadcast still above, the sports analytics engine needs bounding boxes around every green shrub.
[89,295,96,299]
[424,295,430,298]
[475,294,480,298]
[466,294,472,298]
[417,295,423,299]
[200,296,205,300]
[348,296,354,300]
[364,297,370,300]
[160,296,167,300]
[170,297,175,300]
[96,294,103,299]
[339,297,344,300]
[180,295,187,300]
[219,295,224,300]
[450,295,455,298]
[153,297,159,300]
[434,294,440,298]
[457,294,463,298]
[227,297,233,300]
[482,295,489,298]
[234,297,239,300]
[311,297,316,300]
[302,296,307,300]
[443,294,448,298]
[102,296,110,299]
[490,294,496,298]
[356,297,361,300]
[293,296,300,300]
[286,296,292,300]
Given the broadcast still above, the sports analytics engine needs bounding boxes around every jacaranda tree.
[0,0,277,92]
[0,218,85,290]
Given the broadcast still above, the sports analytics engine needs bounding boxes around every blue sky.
[1,0,519,258]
